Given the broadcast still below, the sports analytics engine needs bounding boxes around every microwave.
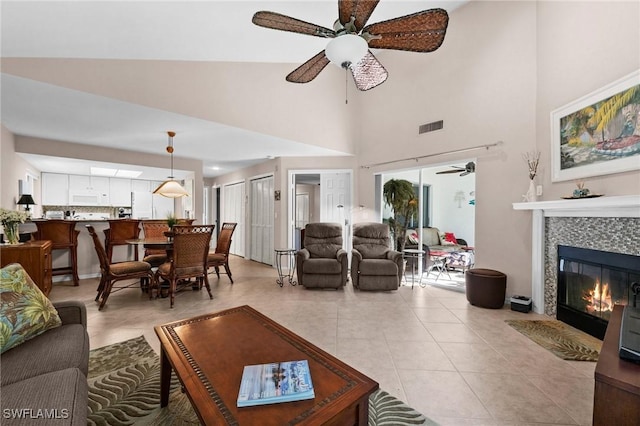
[68,190,107,206]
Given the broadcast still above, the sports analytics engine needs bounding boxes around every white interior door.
[250,176,274,265]
[295,193,309,228]
[223,181,245,257]
[320,172,351,253]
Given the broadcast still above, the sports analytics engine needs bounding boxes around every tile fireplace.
[513,195,640,320]
[557,245,640,339]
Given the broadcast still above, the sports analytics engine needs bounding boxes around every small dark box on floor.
[510,295,532,313]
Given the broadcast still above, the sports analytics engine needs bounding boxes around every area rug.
[505,319,602,361]
[88,336,437,425]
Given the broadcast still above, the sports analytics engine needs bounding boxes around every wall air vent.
[419,120,444,134]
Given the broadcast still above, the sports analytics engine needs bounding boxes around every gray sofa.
[1,301,89,425]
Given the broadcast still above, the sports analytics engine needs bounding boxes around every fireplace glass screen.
[557,245,640,339]
[559,260,632,321]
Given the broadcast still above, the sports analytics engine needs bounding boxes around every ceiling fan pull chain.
[345,67,349,104]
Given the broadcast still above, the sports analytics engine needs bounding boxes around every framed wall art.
[550,70,640,182]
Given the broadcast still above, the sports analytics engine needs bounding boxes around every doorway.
[222,181,245,257]
[288,170,353,252]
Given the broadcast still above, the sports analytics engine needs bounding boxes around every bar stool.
[32,220,80,286]
[104,219,141,263]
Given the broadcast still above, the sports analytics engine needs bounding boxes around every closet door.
[222,182,245,257]
[250,176,274,265]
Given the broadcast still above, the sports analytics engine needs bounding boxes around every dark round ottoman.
[465,268,507,309]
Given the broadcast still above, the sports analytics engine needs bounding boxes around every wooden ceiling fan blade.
[286,51,331,83]
[339,0,381,32]
[349,51,388,91]
[363,8,449,52]
[253,11,335,38]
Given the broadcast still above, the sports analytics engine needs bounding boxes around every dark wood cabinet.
[0,240,53,296]
[593,304,640,425]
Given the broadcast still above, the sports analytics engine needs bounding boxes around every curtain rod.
[360,141,504,169]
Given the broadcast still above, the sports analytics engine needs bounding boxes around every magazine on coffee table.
[237,360,314,407]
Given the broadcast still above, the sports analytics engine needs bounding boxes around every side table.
[0,240,53,295]
[274,248,297,287]
[402,249,425,289]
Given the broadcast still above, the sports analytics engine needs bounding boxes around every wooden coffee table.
[155,305,379,425]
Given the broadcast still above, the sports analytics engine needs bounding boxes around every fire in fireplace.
[557,245,640,339]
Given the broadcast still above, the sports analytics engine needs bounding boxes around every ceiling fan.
[436,162,476,176]
[252,1,449,91]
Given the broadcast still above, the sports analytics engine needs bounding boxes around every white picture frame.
[550,70,640,182]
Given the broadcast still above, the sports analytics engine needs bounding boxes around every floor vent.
[419,120,443,134]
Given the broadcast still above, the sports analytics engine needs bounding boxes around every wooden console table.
[593,304,640,425]
[0,240,53,296]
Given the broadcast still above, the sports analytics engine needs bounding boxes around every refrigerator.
[131,192,174,219]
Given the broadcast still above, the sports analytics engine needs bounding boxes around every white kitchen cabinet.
[69,175,110,192]
[109,178,132,206]
[68,175,110,206]
[131,180,150,192]
[41,173,69,205]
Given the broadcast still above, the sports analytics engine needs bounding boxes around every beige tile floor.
[49,256,596,425]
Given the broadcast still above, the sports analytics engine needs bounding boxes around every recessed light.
[211,166,220,171]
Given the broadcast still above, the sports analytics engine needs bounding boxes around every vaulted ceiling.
[1,1,467,178]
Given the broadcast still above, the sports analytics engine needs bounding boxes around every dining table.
[126,238,177,296]
[126,238,174,251]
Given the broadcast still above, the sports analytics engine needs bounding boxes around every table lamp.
[17,194,36,211]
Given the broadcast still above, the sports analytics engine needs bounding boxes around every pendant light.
[153,131,189,198]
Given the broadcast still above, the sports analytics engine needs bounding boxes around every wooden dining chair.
[207,222,237,284]
[103,219,141,262]
[86,225,155,310]
[140,220,170,267]
[156,224,215,308]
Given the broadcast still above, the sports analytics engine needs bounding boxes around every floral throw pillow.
[0,263,61,354]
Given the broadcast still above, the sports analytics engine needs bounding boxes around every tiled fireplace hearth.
[513,195,640,316]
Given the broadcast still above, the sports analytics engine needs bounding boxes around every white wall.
[1,125,42,217]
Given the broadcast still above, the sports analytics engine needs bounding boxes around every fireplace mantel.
[512,195,640,314]
[513,195,640,218]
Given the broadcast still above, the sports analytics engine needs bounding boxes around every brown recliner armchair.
[351,223,403,291]
[296,223,348,289]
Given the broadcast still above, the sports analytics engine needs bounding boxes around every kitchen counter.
[32,218,111,222]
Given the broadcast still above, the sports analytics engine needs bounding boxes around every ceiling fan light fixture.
[325,34,368,68]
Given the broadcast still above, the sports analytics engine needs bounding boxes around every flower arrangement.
[523,151,540,180]
[0,208,29,244]
[0,208,29,226]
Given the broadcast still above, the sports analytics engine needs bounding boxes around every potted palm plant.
[383,179,418,252]
[165,213,178,240]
